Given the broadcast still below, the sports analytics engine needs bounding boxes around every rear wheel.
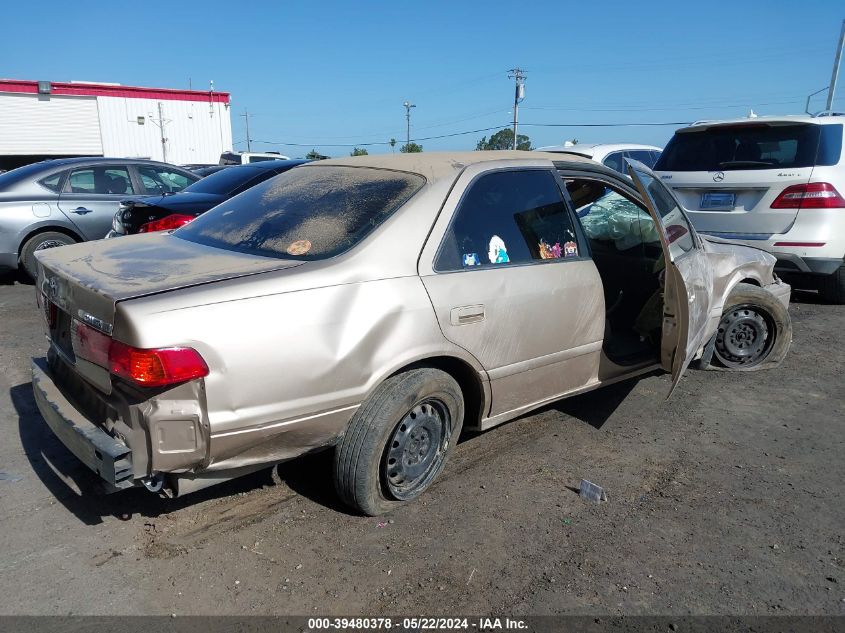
[333,368,464,516]
[711,283,791,371]
[818,264,845,304]
[20,231,77,280]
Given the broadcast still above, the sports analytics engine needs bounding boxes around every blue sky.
[2,0,844,157]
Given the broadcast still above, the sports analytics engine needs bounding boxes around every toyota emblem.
[713,171,725,182]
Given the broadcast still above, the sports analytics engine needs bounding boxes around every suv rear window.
[175,166,425,260]
[655,123,842,171]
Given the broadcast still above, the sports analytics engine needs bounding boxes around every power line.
[252,120,692,149]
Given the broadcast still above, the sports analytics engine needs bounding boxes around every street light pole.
[403,101,416,148]
[826,19,845,112]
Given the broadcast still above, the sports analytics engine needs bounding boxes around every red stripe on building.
[0,79,230,104]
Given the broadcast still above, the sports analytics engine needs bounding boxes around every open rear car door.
[626,159,713,397]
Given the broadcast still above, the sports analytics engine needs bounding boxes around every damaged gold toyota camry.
[32,152,792,515]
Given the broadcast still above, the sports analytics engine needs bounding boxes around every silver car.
[0,157,198,278]
[32,151,792,515]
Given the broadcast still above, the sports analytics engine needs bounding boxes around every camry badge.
[77,310,114,335]
[713,172,725,182]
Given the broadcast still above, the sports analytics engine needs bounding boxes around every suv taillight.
[138,213,195,233]
[72,320,209,387]
[771,182,845,209]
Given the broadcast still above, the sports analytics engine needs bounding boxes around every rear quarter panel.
[116,274,469,467]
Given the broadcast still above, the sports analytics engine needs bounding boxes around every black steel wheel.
[333,368,464,516]
[383,399,450,500]
[713,303,775,369]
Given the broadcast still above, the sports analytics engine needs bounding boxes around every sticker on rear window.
[488,235,510,264]
[286,239,312,256]
[539,239,562,259]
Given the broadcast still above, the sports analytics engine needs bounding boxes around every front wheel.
[711,282,792,371]
[333,368,464,516]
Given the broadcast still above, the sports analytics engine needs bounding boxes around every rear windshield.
[655,123,842,171]
[175,166,425,260]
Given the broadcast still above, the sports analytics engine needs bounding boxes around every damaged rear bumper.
[32,358,134,489]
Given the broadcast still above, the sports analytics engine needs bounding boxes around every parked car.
[219,151,291,165]
[191,165,230,178]
[32,151,791,515]
[654,114,845,302]
[536,142,662,173]
[0,158,199,278]
[108,160,309,236]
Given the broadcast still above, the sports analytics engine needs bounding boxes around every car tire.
[710,282,792,371]
[818,264,845,304]
[20,231,77,280]
[333,368,464,516]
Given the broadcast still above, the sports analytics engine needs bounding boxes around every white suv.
[654,114,845,302]
[536,142,662,173]
[219,151,291,165]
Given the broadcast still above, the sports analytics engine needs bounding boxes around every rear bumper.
[32,358,134,489]
[773,254,843,276]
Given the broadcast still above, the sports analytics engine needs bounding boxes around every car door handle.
[70,207,93,215]
[450,304,485,325]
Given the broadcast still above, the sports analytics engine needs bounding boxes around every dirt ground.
[1,273,843,616]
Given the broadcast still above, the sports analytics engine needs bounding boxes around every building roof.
[0,79,230,103]
[316,150,593,182]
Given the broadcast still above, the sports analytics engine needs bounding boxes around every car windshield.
[655,123,841,171]
[175,165,425,260]
[183,165,267,195]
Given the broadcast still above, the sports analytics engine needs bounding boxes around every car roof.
[682,114,845,131]
[535,143,663,156]
[314,150,595,182]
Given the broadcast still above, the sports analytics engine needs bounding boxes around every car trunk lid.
[662,168,813,235]
[654,121,828,236]
[35,232,303,392]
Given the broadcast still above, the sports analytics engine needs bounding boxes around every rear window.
[175,166,425,260]
[654,123,841,171]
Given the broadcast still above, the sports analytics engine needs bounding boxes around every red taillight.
[109,340,209,387]
[770,183,845,209]
[72,320,208,387]
[138,213,195,233]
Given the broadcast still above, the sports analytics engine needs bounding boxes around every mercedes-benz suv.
[654,114,845,302]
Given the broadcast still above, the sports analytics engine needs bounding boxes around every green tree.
[305,149,329,160]
[350,147,369,156]
[400,142,423,153]
[476,128,532,151]
[389,138,397,153]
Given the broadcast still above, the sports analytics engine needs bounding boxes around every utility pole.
[826,19,845,112]
[150,102,170,163]
[241,109,254,152]
[508,68,526,150]
[403,101,416,148]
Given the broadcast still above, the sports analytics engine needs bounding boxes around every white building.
[0,78,233,170]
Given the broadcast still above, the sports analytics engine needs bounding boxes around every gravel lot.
[1,273,843,616]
